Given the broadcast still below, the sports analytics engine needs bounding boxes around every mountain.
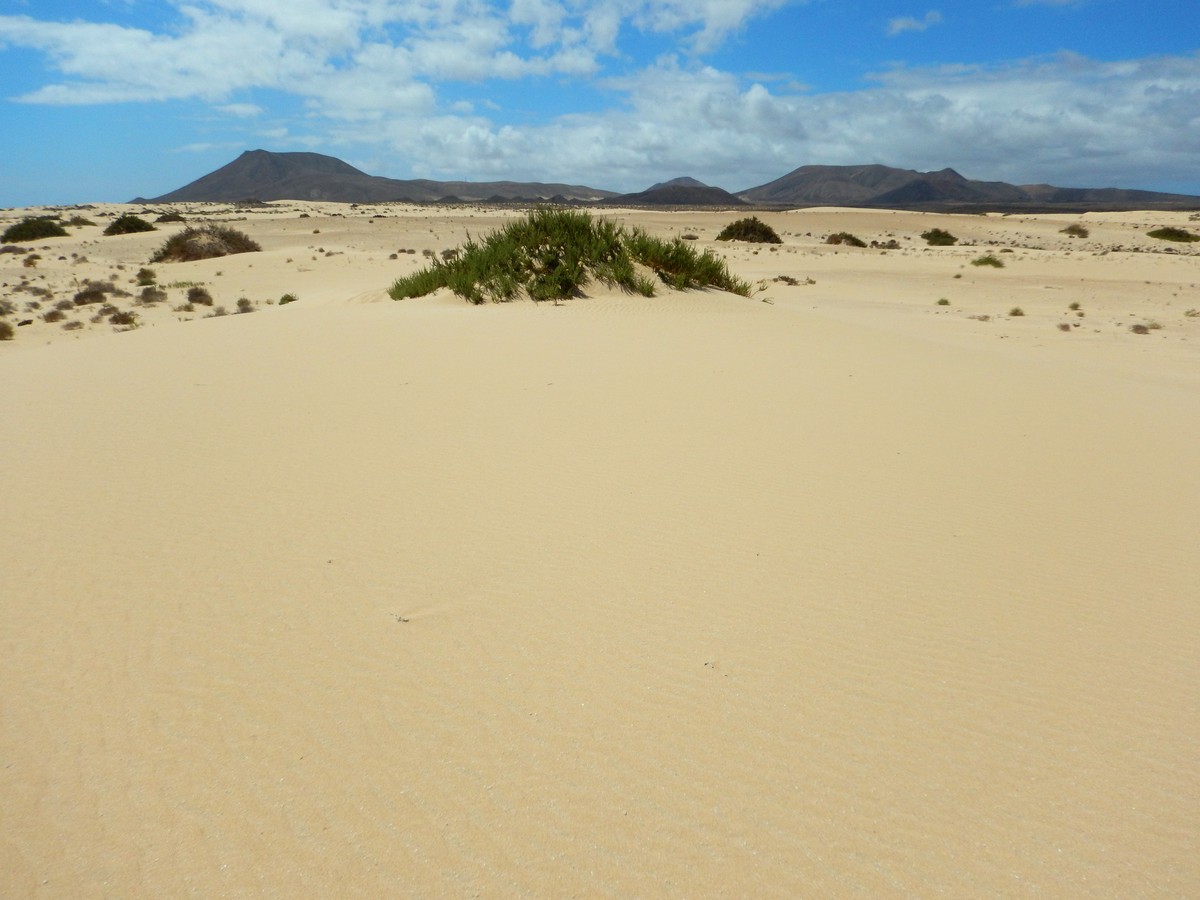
[602,184,748,207]
[647,176,711,191]
[738,164,1200,211]
[143,150,617,204]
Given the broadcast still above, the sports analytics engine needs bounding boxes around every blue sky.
[1,0,1198,205]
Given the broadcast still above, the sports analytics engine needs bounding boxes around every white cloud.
[887,11,942,36]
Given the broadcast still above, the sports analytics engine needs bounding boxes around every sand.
[2,201,1198,897]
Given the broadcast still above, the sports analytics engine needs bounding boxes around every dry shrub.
[150,225,262,262]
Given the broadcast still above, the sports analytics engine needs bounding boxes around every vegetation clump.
[389,208,750,304]
[715,217,782,244]
[150,225,262,262]
[103,214,157,236]
[156,212,186,223]
[0,320,15,341]
[1060,224,1089,238]
[1146,226,1199,243]
[921,228,958,246]
[972,254,1005,268]
[187,286,214,306]
[825,232,866,248]
[2,217,67,243]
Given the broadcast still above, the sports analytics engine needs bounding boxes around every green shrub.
[236,297,254,314]
[936,298,950,306]
[1060,224,1089,238]
[109,309,138,326]
[151,225,261,262]
[279,293,299,305]
[2,217,67,243]
[715,217,782,244]
[43,308,66,323]
[66,216,95,227]
[825,232,866,248]
[1009,307,1024,317]
[972,254,1005,268]
[921,228,958,246]
[389,208,749,304]
[1146,226,1199,242]
[136,267,157,286]
[155,212,186,223]
[139,286,167,304]
[103,214,157,236]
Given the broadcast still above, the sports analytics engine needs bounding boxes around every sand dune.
[2,202,1198,896]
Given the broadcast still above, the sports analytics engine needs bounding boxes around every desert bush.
[0,299,15,316]
[1009,307,1025,316]
[236,297,254,313]
[73,287,107,306]
[136,267,157,286]
[390,208,749,304]
[715,217,782,244]
[103,214,156,236]
[1057,323,1072,331]
[2,217,67,243]
[43,308,66,323]
[936,298,950,305]
[1060,224,1089,238]
[155,212,186,223]
[825,232,866,248]
[66,216,95,227]
[1146,226,1200,242]
[54,299,74,311]
[62,320,83,331]
[139,286,167,304]
[109,310,138,326]
[279,293,298,305]
[972,254,1005,268]
[150,225,262,262]
[1130,323,1150,334]
[187,286,214,306]
[0,320,14,340]
[921,228,958,246]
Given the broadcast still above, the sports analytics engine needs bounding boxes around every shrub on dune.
[103,214,157,236]
[389,208,749,304]
[715,216,782,244]
[921,228,958,246]
[150,225,262,262]
[2,217,67,243]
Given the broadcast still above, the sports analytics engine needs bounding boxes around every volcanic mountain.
[142,150,617,204]
[738,164,1200,211]
[603,177,748,207]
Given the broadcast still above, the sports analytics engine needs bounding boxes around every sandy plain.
[2,201,1198,897]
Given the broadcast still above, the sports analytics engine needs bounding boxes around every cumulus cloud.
[887,11,942,36]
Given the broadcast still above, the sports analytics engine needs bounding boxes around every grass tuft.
[389,208,750,304]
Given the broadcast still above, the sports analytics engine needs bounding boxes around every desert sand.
[2,201,1198,897]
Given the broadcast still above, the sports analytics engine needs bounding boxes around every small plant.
[972,254,1005,268]
[62,320,83,331]
[139,286,167,304]
[1068,302,1081,311]
[236,297,254,313]
[187,286,214,306]
[279,293,298,305]
[103,214,157,236]
[110,309,138,326]
[2,217,67,243]
[936,298,950,305]
[155,212,186,223]
[1146,227,1199,242]
[136,267,157,286]
[1060,224,1089,238]
[1130,323,1151,334]
[825,232,866,248]
[73,287,108,306]
[921,228,958,246]
[1009,307,1025,316]
[66,216,95,227]
[1184,309,1200,317]
[715,217,782,244]
[54,299,74,311]
[23,254,41,268]
[150,225,262,262]
[0,320,15,340]
[43,308,66,323]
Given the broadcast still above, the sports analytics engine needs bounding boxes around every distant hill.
[142,150,618,204]
[738,164,1200,211]
[602,184,748,207]
[139,150,1200,212]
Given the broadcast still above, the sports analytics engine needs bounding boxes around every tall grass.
[389,208,750,304]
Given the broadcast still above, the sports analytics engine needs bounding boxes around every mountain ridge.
[139,150,1200,211]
